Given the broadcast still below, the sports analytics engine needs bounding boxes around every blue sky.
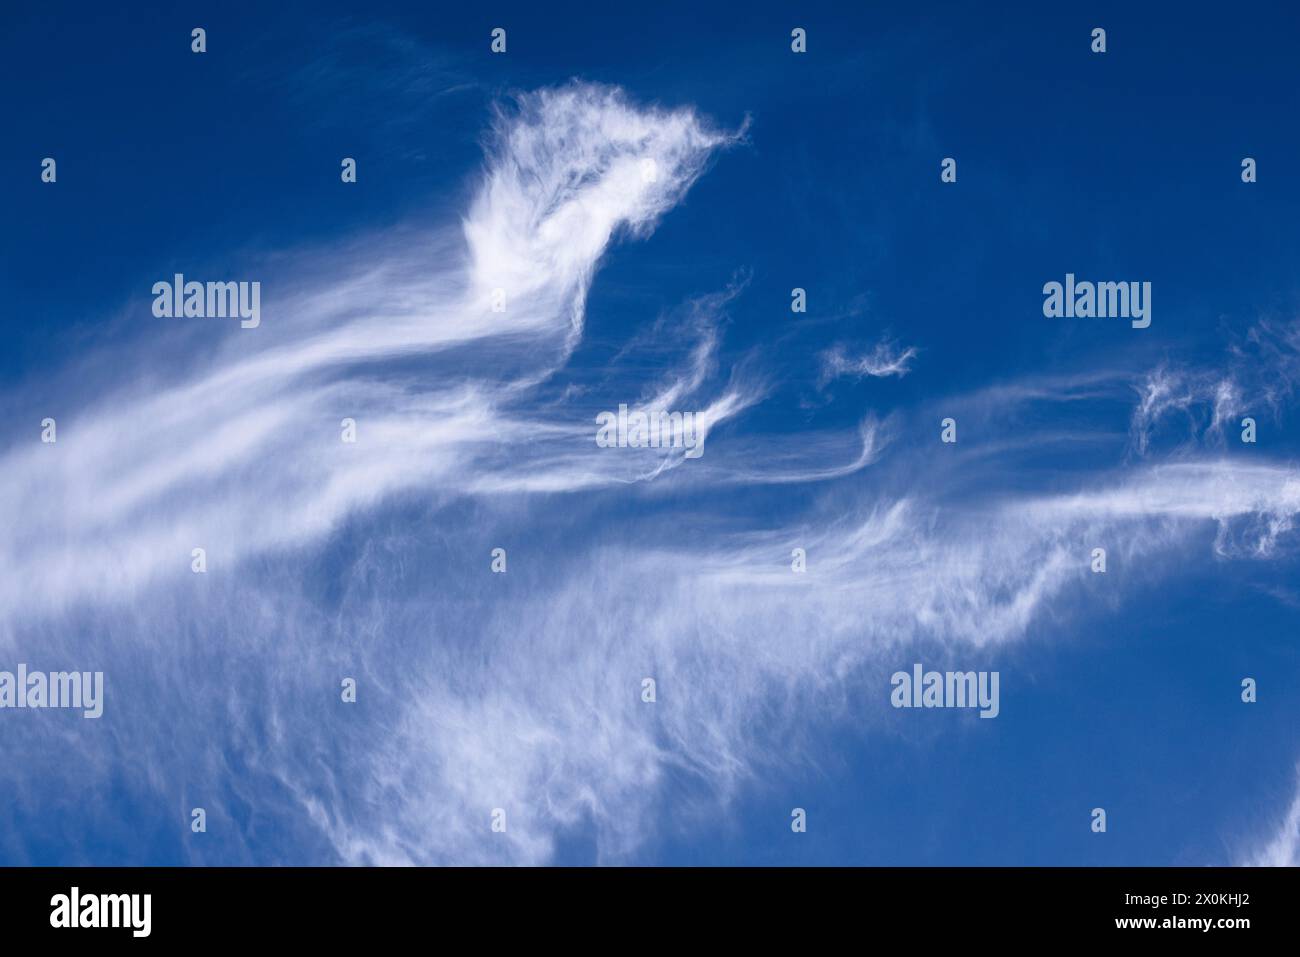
[2,1,1299,865]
